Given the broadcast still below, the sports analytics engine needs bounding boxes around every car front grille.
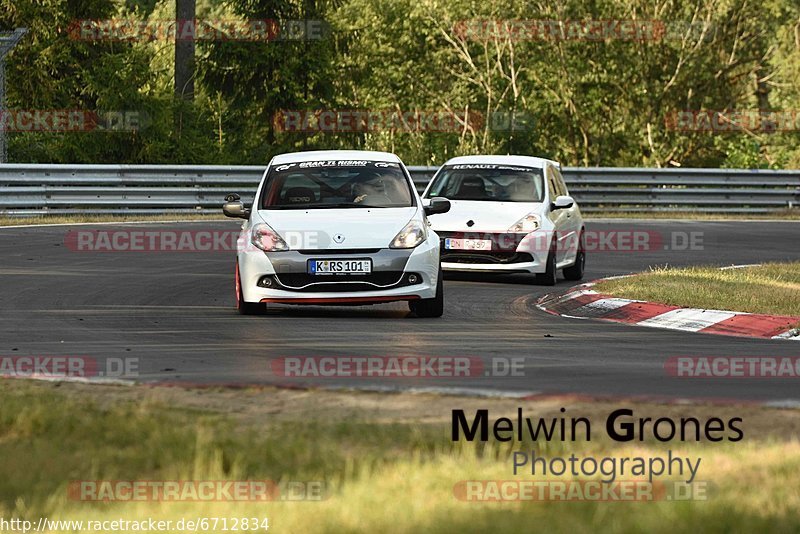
[441,251,534,264]
[262,271,421,293]
[436,231,532,264]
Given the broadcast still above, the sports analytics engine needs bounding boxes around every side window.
[545,165,560,200]
[554,167,569,196]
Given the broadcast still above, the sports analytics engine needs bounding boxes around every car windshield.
[425,164,545,202]
[260,160,415,209]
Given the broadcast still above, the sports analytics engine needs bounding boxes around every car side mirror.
[424,197,451,216]
[223,193,250,219]
[551,195,574,211]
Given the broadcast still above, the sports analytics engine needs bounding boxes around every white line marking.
[764,399,800,409]
[720,264,761,270]
[594,274,635,282]
[5,375,135,386]
[638,309,737,332]
[322,384,537,398]
[773,329,800,341]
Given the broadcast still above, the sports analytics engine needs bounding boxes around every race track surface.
[1,220,798,401]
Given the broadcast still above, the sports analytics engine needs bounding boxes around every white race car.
[421,155,585,285]
[223,150,451,316]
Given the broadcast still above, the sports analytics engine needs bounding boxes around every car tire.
[563,230,586,281]
[409,268,444,318]
[535,240,558,286]
[236,262,266,315]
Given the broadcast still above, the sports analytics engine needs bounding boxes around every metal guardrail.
[0,164,798,216]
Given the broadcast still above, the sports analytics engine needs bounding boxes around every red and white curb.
[537,280,800,341]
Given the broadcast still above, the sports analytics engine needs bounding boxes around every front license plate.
[309,259,372,275]
[445,238,492,251]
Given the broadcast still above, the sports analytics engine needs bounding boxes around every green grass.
[2,380,800,532]
[594,262,800,317]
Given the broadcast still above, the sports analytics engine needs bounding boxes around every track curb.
[537,278,800,341]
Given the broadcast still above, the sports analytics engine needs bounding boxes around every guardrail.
[0,164,798,216]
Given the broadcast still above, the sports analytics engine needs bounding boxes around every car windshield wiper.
[314,203,367,209]
[265,202,409,209]
[311,203,403,209]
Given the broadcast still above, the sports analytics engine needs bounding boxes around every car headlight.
[507,213,541,233]
[251,223,289,252]
[390,219,428,249]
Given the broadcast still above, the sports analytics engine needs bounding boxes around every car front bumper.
[238,236,440,304]
[437,230,552,274]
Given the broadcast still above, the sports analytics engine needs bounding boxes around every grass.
[2,380,800,533]
[594,262,800,317]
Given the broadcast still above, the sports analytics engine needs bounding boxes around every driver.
[353,172,391,204]
[510,175,537,201]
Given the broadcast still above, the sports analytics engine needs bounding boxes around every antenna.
[0,28,27,163]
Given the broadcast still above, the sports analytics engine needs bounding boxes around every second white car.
[422,155,585,285]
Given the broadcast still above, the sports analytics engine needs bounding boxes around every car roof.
[270,150,402,165]
[442,155,558,168]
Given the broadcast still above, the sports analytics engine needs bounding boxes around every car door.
[554,166,581,265]
[545,164,570,265]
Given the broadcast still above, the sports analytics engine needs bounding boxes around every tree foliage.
[1,0,798,167]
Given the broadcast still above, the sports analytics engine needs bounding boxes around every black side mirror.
[424,197,451,216]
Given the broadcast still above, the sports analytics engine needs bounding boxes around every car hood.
[256,207,419,249]
[427,200,544,232]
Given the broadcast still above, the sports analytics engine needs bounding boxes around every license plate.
[309,259,372,275]
[445,238,492,251]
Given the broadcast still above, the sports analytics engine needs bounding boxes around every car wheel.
[535,240,558,286]
[563,230,586,281]
[409,268,444,318]
[236,262,266,315]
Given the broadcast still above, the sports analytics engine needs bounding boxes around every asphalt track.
[0,220,798,401]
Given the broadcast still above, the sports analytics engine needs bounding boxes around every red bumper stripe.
[260,295,421,304]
